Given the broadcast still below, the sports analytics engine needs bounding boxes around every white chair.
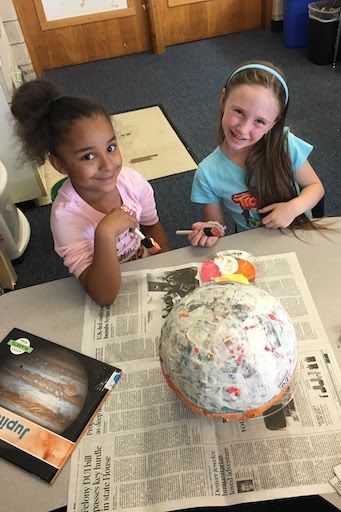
[0,160,30,260]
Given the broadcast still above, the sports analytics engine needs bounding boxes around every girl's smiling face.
[50,114,122,202]
[221,84,280,158]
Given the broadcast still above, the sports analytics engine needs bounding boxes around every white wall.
[0,14,45,203]
[0,0,36,82]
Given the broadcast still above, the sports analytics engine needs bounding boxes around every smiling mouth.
[98,175,115,181]
[231,130,246,141]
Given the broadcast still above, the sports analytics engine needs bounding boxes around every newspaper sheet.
[67,252,341,511]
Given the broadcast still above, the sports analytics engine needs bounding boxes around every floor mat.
[113,105,197,180]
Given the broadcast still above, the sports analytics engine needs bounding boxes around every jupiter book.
[0,328,121,483]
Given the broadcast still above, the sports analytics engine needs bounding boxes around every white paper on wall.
[41,0,128,21]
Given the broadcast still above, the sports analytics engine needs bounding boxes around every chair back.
[51,177,68,201]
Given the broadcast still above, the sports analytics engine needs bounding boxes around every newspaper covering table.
[67,252,341,512]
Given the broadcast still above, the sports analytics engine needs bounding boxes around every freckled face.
[51,114,122,201]
[221,85,280,157]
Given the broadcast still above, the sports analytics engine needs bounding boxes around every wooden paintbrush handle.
[176,230,192,235]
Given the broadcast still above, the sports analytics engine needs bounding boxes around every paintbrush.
[135,228,161,254]
[176,226,224,237]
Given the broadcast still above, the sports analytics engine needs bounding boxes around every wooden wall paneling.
[82,22,124,62]
[240,1,263,32]
[161,0,263,47]
[262,0,273,30]
[13,0,270,74]
[188,2,209,41]
[205,0,240,38]
[146,0,165,54]
[13,0,151,72]
[47,26,89,67]
[118,13,151,54]
[168,0,206,6]
[167,0,213,44]
[161,0,191,44]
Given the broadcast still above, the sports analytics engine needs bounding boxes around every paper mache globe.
[159,281,297,420]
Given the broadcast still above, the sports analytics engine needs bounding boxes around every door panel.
[161,0,263,46]
[13,0,152,73]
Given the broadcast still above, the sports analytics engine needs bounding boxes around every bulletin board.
[33,0,135,30]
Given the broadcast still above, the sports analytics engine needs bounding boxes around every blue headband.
[227,64,289,105]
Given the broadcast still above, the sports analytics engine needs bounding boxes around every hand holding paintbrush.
[134,227,161,254]
[121,204,161,254]
[176,221,226,238]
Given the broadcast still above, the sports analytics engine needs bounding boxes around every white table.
[1,218,341,511]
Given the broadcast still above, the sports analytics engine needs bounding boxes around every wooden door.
[13,0,152,74]
[13,0,272,74]
[151,0,268,50]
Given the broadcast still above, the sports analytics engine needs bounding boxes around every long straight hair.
[219,61,319,231]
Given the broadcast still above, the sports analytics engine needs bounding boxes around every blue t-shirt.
[191,129,313,232]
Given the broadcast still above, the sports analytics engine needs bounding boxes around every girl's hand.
[259,203,296,229]
[188,222,220,247]
[97,207,138,237]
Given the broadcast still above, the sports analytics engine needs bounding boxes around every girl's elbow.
[316,182,325,202]
[81,279,119,306]
[80,267,121,305]
[91,290,118,306]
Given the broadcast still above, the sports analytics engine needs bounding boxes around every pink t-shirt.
[50,167,159,278]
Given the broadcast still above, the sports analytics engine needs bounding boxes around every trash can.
[308,1,341,64]
[0,161,30,260]
[284,0,311,48]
